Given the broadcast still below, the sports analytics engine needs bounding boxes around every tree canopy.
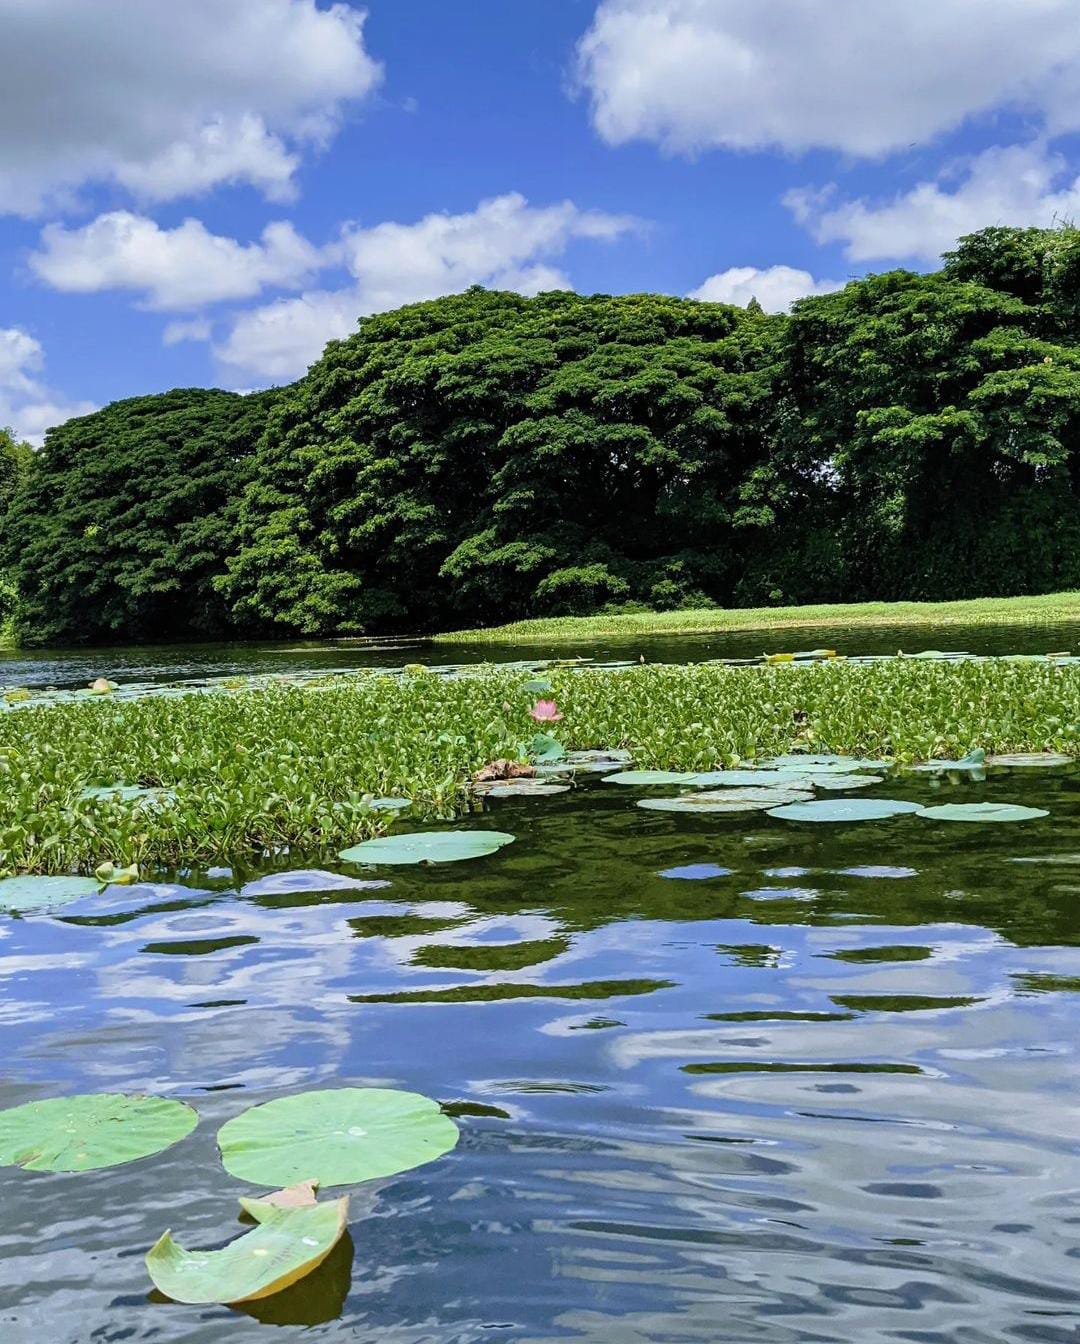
[4,225,1079,645]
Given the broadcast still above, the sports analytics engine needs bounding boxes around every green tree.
[4,389,276,645]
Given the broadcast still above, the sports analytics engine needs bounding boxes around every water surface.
[1,762,1078,1341]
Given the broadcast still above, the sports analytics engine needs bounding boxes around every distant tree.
[4,389,277,644]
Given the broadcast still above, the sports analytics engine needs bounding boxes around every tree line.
[3,225,1079,646]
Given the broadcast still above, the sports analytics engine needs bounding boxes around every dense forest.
[3,224,1080,645]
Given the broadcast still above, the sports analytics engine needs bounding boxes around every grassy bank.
[436,592,1080,646]
[1,658,1076,875]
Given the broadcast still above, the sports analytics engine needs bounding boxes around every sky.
[2,0,1080,444]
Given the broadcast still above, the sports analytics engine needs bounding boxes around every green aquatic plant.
[767,799,923,823]
[0,1093,197,1172]
[217,1088,460,1188]
[340,829,515,866]
[0,873,100,913]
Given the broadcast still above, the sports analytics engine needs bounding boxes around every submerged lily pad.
[984,753,1073,768]
[0,1092,197,1172]
[639,787,813,814]
[146,1196,349,1305]
[767,798,922,823]
[217,1088,459,1188]
[339,830,514,866]
[0,873,101,914]
[916,802,1049,824]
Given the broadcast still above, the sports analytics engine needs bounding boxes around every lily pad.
[0,1092,198,1172]
[757,754,892,773]
[0,873,101,914]
[692,769,819,789]
[146,1196,349,1305]
[984,753,1073,768]
[767,799,922,823]
[366,796,412,812]
[81,784,175,807]
[906,749,986,773]
[474,779,571,798]
[603,770,704,786]
[339,830,514,866]
[809,773,884,791]
[916,802,1049,824]
[242,870,390,897]
[217,1087,459,1188]
[639,787,813,813]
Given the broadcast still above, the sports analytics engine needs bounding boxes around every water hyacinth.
[0,657,1075,874]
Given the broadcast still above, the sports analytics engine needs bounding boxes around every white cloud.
[163,318,213,346]
[30,212,324,310]
[787,143,1080,262]
[575,0,1080,157]
[216,193,638,380]
[0,328,95,446]
[689,264,842,311]
[0,0,382,215]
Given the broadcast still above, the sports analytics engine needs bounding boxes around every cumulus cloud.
[0,328,95,446]
[690,264,843,311]
[30,212,325,310]
[215,193,638,380]
[787,143,1080,262]
[0,0,382,215]
[575,0,1080,156]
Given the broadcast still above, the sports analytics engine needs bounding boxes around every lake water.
[2,618,1079,689]
[1,750,1078,1340]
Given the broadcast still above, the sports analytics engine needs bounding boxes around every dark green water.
[1,759,1078,1341]
[2,619,1078,689]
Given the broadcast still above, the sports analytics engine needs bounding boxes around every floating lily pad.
[217,1088,459,1188]
[567,749,632,765]
[906,749,986,773]
[658,863,733,880]
[602,770,704,786]
[0,1092,198,1172]
[693,769,819,789]
[757,754,892,773]
[339,830,514,866]
[767,799,922,823]
[81,784,176,807]
[366,796,411,812]
[0,873,101,914]
[146,1196,349,1305]
[984,753,1073,768]
[474,779,571,798]
[808,773,884,791]
[241,870,390,897]
[639,787,813,814]
[916,802,1049,824]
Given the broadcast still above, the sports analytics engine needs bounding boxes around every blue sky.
[2,0,1080,442]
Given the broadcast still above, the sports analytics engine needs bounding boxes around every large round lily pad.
[639,787,812,814]
[0,874,101,914]
[0,1092,198,1172]
[916,802,1049,824]
[146,1196,349,1304]
[767,799,922,823]
[808,773,883,791]
[984,753,1073,768]
[757,754,892,773]
[217,1088,460,1188]
[339,830,514,866]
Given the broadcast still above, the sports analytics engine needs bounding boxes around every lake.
[1,630,1078,1341]
[3,618,1079,689]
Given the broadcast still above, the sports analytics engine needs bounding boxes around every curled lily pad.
[217,1088,459,1188]
[146,1196,349,1305]
[984,753,1073,768]
[0,873,100,914]
[339,830,514,866]
[916,802,1049,824]
[639,787,813,814]
[757,754,892,773]
[767,799,922,823]
[0,1092,197,1172]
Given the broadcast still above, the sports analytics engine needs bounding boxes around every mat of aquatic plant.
[1,731,1078,1338]
[0,653,1078,875]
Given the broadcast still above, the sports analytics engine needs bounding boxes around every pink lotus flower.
[529,699,564,724]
